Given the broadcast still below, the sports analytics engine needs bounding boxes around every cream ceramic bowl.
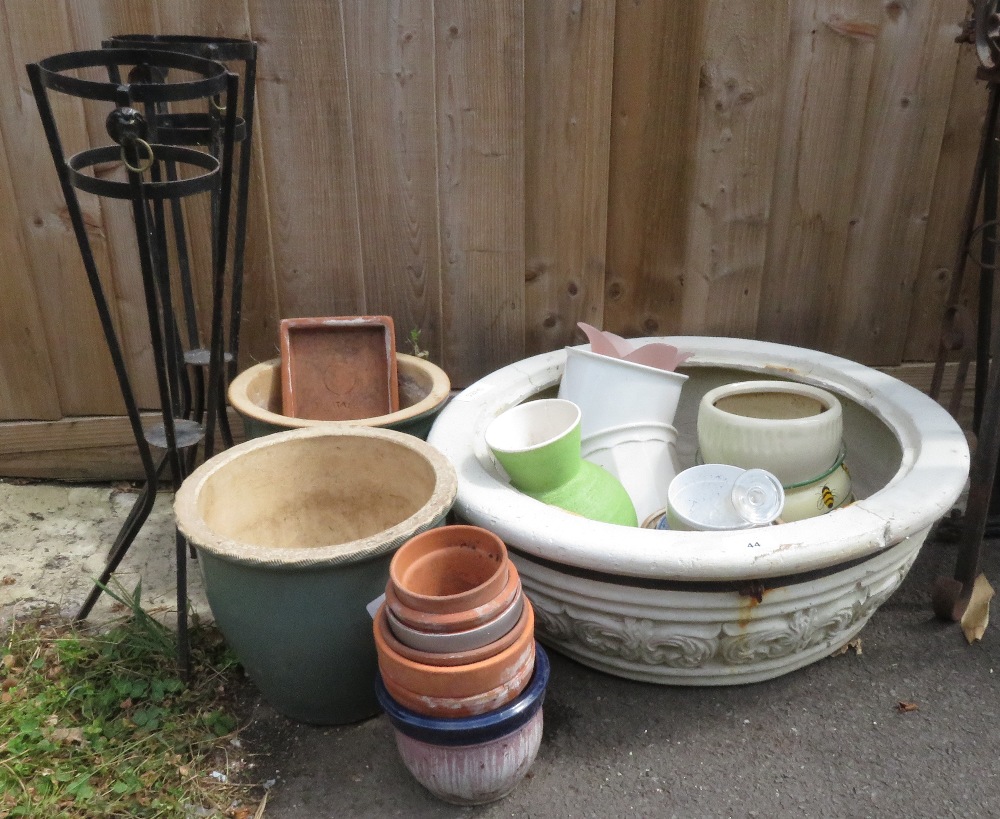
[697,380,843,486]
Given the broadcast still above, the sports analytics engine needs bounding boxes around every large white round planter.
[427,338,970,685]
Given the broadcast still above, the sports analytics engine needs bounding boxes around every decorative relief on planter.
[529,590,719,669]
[525,554,914,673]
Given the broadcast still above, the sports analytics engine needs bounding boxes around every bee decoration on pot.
[817,485,836,511]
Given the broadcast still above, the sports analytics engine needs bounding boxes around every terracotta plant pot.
[374,598,535,700]
[174,426,458,725]
[228,353,450,441]
[375,644,550,805]
[385,561,522,634]
[374,596,530,667]
[389,525,508,614]
[379,642,536,718]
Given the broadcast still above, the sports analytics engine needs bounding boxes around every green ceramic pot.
[174,426,458,725]
[484,398,637,527]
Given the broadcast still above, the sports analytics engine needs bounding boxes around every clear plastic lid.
[730,468,785,525]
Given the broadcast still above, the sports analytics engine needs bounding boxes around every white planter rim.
[564,345,690,382]
[428,337,969,582]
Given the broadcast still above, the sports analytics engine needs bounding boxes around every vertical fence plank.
[603,0,705,339]
[246,0,365,319]
[2,2,124,415]
[682,1,790,338]
[755,2,878,350]
[435,0,525,386]
[0,124,60,419]
[819,0,966,364]
[523,0,615,353]
[64,0,162,407]
[904,43,983,363]
[342,0,443,360]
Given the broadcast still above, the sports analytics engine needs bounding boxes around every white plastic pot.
[558,346,688,437]
[580,422,680,523]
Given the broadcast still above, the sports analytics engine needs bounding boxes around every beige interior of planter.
[195,435,439,550]
[712,391,825,419]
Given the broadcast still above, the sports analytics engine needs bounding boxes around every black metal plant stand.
[103,35,259,391]
[27,47,243,674]
[930,2,1000,620]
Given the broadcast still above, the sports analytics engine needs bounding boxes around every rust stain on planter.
[736,580,768,629]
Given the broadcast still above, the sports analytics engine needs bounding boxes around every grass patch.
[0,599,262,818]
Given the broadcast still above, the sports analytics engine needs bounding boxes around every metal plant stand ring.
[27,47,240,674]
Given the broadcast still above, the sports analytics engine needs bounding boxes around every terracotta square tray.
[279,316,399,421]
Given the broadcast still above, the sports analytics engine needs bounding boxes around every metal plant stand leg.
[28,48,241,674]
[929,16,1000,619]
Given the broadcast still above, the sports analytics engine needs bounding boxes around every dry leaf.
[896,701,919,713]
[50,727,86,745]
[961,573,995,643]
[831,638,863,657]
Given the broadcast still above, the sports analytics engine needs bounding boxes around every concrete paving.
[2,479,999,817]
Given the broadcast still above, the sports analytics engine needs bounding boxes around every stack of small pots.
[373,524,547,806]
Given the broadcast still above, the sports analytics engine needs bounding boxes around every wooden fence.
[0,0,985,477]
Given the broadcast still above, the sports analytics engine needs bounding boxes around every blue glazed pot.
[376,644,549,805]
[375,643,550,747]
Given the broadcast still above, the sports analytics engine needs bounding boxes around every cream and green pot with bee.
[427,338,969,685]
